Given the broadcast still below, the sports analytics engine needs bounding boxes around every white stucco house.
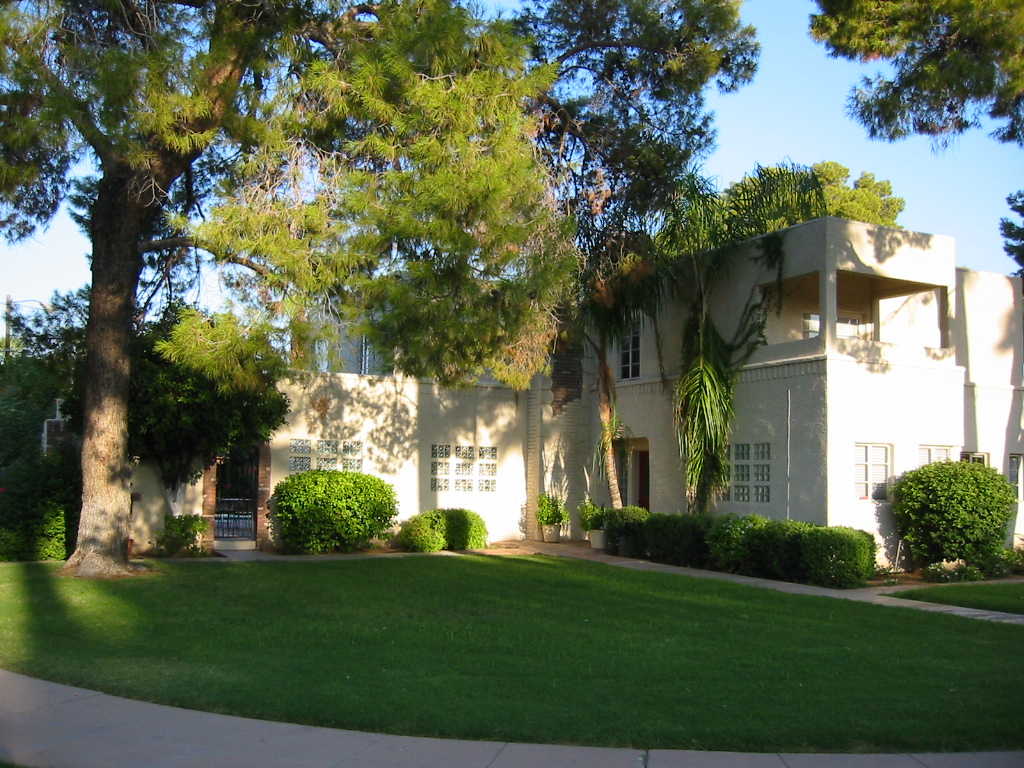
[129,217,1024,563]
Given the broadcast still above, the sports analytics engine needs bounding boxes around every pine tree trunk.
[62,168,146,578]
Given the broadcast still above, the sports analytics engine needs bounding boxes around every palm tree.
[659,166,825,513]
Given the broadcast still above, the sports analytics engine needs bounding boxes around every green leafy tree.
[1001,191,1024,276]
[517,0,759,505]
[727,161,904,229]
[810,0,1024,146]
[0,0,567,577]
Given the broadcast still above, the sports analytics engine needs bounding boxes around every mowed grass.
[898,580,1024,615]
[0,555,1021,753]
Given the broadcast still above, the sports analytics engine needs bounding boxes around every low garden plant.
[152,514,208,557]
[536,494,568,527]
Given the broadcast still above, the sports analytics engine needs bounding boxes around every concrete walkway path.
[2,541,1022,768]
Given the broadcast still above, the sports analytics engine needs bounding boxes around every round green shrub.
[0,446,81,562]
[891,461,1016,566]
[643,512,713,568]
[398,508,489,552]
[398,510,447,553]
[271,470,398,554]
[577,498,606,531]
[746,519,815,582]
[441,508,488,550]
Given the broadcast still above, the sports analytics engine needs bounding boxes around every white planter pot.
[588,529,607,550]
[541,525,562,543]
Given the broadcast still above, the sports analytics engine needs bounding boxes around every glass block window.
[431,478,449,492]
[455,446,475,460]
[431,461,450,476]
[343,441,363,456]
[289,456,311,472]
[317,440,338,454]
[455,462,474,476]
[479,462,497,477]
[479,446,497,460]
[729,442,769,504]
[290,439,311,455]
[342,458,363,472]
[431,444,451,459]
[454,479,474,492]
[478,479,496,493]
[317,457,337,470]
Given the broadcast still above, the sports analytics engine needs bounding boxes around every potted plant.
[578,498,607,550]
[536,493,568,543]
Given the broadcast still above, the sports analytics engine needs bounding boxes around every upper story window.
[960,452,988,465]
[918,446,952,466]
[1009,455,1022,501]
[619,325,641,380]
[803,313,870,340]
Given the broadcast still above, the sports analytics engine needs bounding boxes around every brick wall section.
[256,442,272,546]
[549,342,583,416]
[200,464,217,553]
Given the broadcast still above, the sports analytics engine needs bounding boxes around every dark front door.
[215,448,260,539]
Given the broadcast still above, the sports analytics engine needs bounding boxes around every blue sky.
[2,0,1021,317]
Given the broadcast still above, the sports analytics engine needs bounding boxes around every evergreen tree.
[1001,192,1024,276]
[0,0,568,577]
[517,0,759,506]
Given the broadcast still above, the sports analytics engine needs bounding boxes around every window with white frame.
[918,445,952,466]
[854,443,890,500]
[803,313,869,340]
[727,442,771,504]
[619,325,641,380]
[1009,455,1022,501]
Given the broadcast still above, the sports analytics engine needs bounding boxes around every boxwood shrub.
[745,519,815,583]
[706,513,768,574]
[604,505,650,557]
[271,470,397,554]
[800,526,877,589]
[643,512,713,568]
[398,508,488,552]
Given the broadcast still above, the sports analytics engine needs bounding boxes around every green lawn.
[898,580,1024,615]
[0,555,1021,753]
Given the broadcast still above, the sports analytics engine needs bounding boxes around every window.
[803,313,869,340]
[854,444,890,499]
[428,443,498,493]
[1009,455,1022,501]
[918,446,952,466]
[960,452,988,465]
[619,325,641,380]
[728,442,770,504]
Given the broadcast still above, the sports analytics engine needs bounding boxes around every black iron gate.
[215,449,259,539]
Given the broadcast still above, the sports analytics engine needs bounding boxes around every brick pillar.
[201,463,218,553]
[255,442,273,549]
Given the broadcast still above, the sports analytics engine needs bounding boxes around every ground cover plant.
[898,581,1024,615]
[0,556,1021,753]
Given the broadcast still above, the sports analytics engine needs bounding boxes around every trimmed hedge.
[271,470,397,554]
[629,511,877,589]
[398,508,488,552]
[604,506,650,557]
[643,512,713,568]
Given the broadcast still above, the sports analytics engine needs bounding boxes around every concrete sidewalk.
[2,543,1023,767]
[2,670,1022,768]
